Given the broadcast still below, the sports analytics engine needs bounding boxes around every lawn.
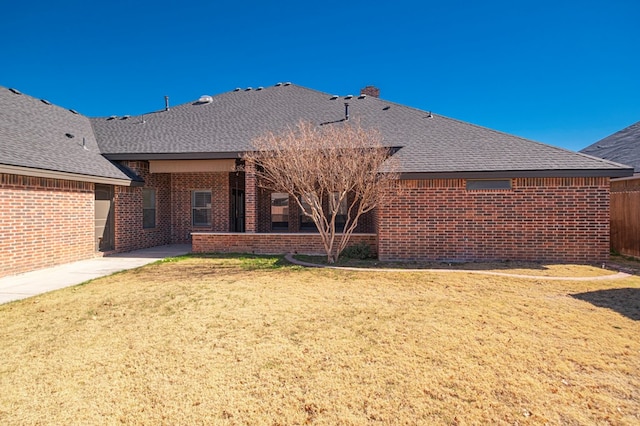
[0,255,639,425]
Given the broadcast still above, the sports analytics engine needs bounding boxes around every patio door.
[231,189,245,232]
[95,184,115,251]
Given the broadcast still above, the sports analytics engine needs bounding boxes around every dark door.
[95,184,115,251]
[231,189,245,232]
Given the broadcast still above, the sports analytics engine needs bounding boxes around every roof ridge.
[0,85,87,118]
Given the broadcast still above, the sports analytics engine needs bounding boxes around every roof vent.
[256,86,264,91]
[358,94,366,99]
[330,95,338,100]
[245,87,252,91]
[275,82,282,86]
[65,133,74,139]
[69,109,79,114]
[283,82,291,86]
[121,115,131,120]
[382,106,390,111]
[234,88,241,92]
[41,99,52,105]
[107,115,117,120]
[198,95,213,103]
[8,88,22,95]
[427,112,433,118]
[344,95,353,100]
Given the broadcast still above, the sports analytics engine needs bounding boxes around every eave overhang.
[0,164,141,187]
[104,151,243,161]
[399,168,635,180]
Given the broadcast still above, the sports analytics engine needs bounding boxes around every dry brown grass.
[1,255,639,425]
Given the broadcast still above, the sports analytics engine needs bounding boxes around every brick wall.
[113,163,234,247]
[0,173,94,278]
[192,232,377,257]
[170,172,231,243]
[378,177,610,263]
[114,161,171,252]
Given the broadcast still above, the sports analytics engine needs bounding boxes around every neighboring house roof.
[580,120,640,173]
[0,86,139,185]
[91,83,631,178]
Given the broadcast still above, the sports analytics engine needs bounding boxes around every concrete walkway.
[284,254,632,281]
[0,244,191,305]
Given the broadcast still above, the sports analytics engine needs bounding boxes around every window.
[466,179,512,190]
[192,190,212,226]
[299,193,317,231]
[142,188,156,229]
[271,193,289,231]
[330,192,348,232]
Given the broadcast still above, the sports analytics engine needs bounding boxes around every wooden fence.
[611,178,640,258]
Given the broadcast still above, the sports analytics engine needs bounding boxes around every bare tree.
[244,120,398,263]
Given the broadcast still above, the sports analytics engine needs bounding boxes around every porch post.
[245,159,257,232]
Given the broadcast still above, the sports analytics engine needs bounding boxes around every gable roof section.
[0,87,138,185]
[92,84,631,178]
[580,120,640,173]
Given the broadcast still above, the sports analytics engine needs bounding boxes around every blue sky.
[2,0,638,151]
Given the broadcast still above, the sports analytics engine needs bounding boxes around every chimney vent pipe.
[164,96,170,111]
[360,86,380,98]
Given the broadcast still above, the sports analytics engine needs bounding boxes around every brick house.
[581,121,640,257]
[0,84,632,277]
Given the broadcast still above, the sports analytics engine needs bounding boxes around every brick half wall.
[192,233,377,257]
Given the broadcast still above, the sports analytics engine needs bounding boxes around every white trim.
[0,164,135,186]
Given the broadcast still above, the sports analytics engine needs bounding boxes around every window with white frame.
[142,188,156,229]
[192,190,212,226]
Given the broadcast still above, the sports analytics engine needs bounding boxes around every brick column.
[244,160,257,233]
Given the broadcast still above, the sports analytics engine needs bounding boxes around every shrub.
[341,242,374,260]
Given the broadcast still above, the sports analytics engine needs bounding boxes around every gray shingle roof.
[92,84,631,177]
[0,86,137,182]
[580,121,640,173]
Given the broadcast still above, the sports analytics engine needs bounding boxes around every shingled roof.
[580,120,640,173]
[2,83,632,181]
[0,86,138,184]
[92,83,631,178]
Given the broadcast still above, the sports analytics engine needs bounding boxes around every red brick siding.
[245,161,257,232]
[192,232,377,256]
[170,172,231,243]
[0,173,94,278]
[114,163,234,247]
[114,161,171,252]
[378,177,610,263]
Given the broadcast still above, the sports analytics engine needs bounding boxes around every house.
[0,83,632,277]
[581,121,640,257]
